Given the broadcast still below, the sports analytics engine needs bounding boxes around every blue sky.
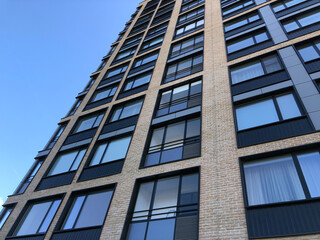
[0,0,141,209]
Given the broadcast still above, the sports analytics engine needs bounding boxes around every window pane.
[133,182,154,220]
[276,94,301,120]
[126,222,148,240]
[244,155,305,206]
[152,177,179,218]
[185,23,195,31]
[93,114,104,128]
[297,151,320,198]
[172,85,189,101]
[165,121,185,143]
[193,55,203,66]
[92,89,111,102]
[90,143,108,166]
[74,116,96,133]
[262,55,282,73]
[273,3,285,12]
[186,118,201,138]
[298,45,320,62]
[236,98,279,130]
[121,100,143,119]
[190,81,202,95]
[225,18,248,32]
[111,108,122,122]
[75,190,113,228]
[177,59,192,72]
[255,32,268,43]
[150,127,165,147]
[132,74,151,88]
[227,36,254,53]
[180,173,199,205]
[283,20,299,32]
[297,10,320,27]
[15,202,52,236]
[146,219,175,240]
[70,149,86,171]
[102,136,132,163]
[160,91,172,105]
[286,0,306,7]
[231,60,264,84]
[38,200,61,233]
[63,196,85,230]
[48,151,78,176]
[0,208,12,229]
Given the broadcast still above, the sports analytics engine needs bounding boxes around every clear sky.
[0,0,142,209]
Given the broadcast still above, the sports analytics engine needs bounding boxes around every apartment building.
[1,0,320,239]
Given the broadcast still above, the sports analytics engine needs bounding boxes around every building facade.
[1,0,320,239]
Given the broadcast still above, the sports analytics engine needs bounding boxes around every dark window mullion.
[272,96,284,121]
[69,150,81,172]
[292,154,312,199]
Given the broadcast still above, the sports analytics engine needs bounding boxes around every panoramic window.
[281,8,320,33]
[164,53,203,83]
[156,80,202,117]
[145,117,201,166]
[222,0,254,17]
[181,0,205,13]
[61,189,113,230]
[170,34,204,58]
[230,54,283,84]
[296,39,320,62]
[224,12,260,32]
[243,150,320,206]
[272,0,308,13]
[90,85,118,103]
[73,112,105,134]
[123,72,153,91]
[125,172,199,240]
[12,199,61,236]
[110,99,143,122]
[0,206,13,229]
[235,93,302,131]
[226,29,270,53]
[175,18,204,37]
[48,148,86,176]
[89,136,132,166]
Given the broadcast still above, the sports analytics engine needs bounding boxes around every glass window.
[0,207,13,229]
[296,40,320,62]
[73,113,105,133]
[244,155,305,206]
[230,54,282,84]
[91,85,118,102]
[13,199,61,236]
[282,9,320,33]
[133,51,159,68]
[181,0,205,13]
[272,0,307,13]
[115,48,136,61]
[235,93,302,131]
[48,149,86,176]
[178,6,204,24]
[126,173,199,240]
[224,12,260,32]
[124,72,152,91]
[45,124,66,150]
[110,100,143,122]
[222,0,254,16]
[89,136,132,166]
[141,35,164,50]
[105,64,128,78]
[175,18,204,37]
[170,34,204,58]
[62,189,113,230]
[145,117,201,166]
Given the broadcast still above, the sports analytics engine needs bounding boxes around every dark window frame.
[71,111,105,135]
[181,0,205,13]
[122,71,153,93]
[169,32,204,58]
[223,10,262,33]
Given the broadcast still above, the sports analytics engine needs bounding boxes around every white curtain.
[244,155,305,206]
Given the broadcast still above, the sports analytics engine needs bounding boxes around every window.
[156,80,202,117]
[135,13,153,26]
[47,149,86,176]
[296,39,320,62]
[90,85,118,103]
[44,124,66,150]
[84,76,97,91]
[178,6,204,24]
[226,29,270,54]
[110,99,143,122]
[230,54,283,84]
[123,72,152,91]
[97,59,108,71]
[140,35,164,50]
[132,51,159,68]
[243,150,320,206]
[125,172,199,240]
[12,199,61,236]
[164,53,203,83]
[0,206,13,229]
[61,189,113,230]
[146,22,169,37]
[122,34,144,49]
[89,136,132,166]
[130,22,149,36]
[272,0,308,13]
[175,18,204,37]
[107,44,117,56]
[235,93,302,131]
[15,160,43,194]
[145,117,201,166]
[73,112,104,134]
[224,12,260,32]
[222,0,254,17]
[115,48,136,61]
[104,64,128,79]
[67,98,82,116]
[181,0,205,13]
[281,8,320,33]
[170,34,204,58]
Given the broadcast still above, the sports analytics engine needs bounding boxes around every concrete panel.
[295,81,319,98]
[259,6,288,44]
[310,71,320,80]
[309,111,320,130]
[255,0,266,5]
[301,95,320,112]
